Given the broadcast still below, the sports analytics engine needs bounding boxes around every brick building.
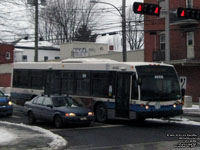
[144,0,200,102]
[0,43,14,87]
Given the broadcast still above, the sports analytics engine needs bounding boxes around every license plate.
[80,117,87,121]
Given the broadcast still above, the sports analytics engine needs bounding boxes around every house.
[144,0,200,102]
[0,43,14,87]
[60,41,109,59]
[15,40,60,62]
[0,40,60,88]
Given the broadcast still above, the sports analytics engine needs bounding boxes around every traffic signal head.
[177,7,200,20]
[133,2,160,16]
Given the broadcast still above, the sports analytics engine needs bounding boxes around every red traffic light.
[137,4,142,12]
[177,7,200,20]
[181,10,185,17]
[154,7,159,14]
[133,2,160,16]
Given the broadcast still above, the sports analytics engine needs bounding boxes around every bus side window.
[132,74,138,100]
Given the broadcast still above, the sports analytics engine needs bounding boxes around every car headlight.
[88,112,94,116]
[65,113,76,117]
[8,101,13,106]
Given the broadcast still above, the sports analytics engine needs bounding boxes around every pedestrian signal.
[177,7,200,20]
[133,2,160,16]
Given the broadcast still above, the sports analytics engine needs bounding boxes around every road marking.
[50,124,124,132]
[11,115,21,119]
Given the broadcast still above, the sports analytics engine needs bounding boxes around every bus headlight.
[173,104,177,108]
[8,101,13,106]
[145,105,149,110]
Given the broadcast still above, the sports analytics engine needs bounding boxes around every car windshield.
[0,91,5,97]
[65,97,82,107]
[52,96,82,107]
[52,97,66,107]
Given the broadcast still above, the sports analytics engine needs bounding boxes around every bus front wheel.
[95,104,107,123]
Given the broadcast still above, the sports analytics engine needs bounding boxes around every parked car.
[0,90,13,116]
[24,95,95,128]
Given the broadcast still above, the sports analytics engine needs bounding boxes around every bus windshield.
[136,66,181,101]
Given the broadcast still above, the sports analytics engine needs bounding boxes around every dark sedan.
[24,95,95,128]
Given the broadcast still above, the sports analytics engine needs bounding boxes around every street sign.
[180,76,187,89]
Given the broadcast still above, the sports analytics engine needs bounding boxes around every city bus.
[11,58,184,122]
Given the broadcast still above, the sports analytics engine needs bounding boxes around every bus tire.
[95,103,107,123]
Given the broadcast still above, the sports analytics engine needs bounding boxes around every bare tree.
[0,0,30,43]
[126,6,144,50]
[38,0,98,44]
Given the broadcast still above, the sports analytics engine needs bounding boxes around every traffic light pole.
[90,0,127,62]
[165,0,170,64]
[34,0,39,62]
[122,0,127,62]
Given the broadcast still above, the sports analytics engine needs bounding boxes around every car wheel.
[28,112,36,124]
[54,115,63,128]
[95,103,107,123]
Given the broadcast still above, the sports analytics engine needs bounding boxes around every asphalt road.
[1,105,200,150]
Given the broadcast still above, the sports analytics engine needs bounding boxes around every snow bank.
[0,121,67,150]
[0,128,17,145]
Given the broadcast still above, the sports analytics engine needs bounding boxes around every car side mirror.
[181,89,185,97]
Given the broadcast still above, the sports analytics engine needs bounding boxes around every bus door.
[115,72,132,118]
[45,71,61,95]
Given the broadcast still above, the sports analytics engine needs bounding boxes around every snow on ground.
[0,128,17,145]
[148,117,200,126]
[0,121,67,150]
[183,105,200,110]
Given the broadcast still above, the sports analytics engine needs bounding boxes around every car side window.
[33,97,44,105]
[0,91,4,97]
[43,97,52,106]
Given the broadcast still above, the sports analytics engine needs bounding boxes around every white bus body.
[11,58,183,122]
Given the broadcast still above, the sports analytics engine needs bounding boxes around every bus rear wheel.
[95,104,107,123]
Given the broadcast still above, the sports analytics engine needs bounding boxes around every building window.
[187,32,194,46]
[55,56,60,60]
[6,52,11,60]
[160,34,165,50]
[186,0,193,8]
[22,55,27,62]
[44,56,48,62]
[158,0,165,18]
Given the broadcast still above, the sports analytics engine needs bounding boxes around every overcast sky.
[95,0,143,48]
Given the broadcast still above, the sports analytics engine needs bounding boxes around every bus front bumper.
[136,109,183,119]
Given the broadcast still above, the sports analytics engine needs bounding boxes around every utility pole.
[122,0,127,62]
[34,0,39,62]
[165,0,170,64]
[90,0,127,62]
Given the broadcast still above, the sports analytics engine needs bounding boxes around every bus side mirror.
[181,89,185,97]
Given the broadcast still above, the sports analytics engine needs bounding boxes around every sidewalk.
[183,104,200,117]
